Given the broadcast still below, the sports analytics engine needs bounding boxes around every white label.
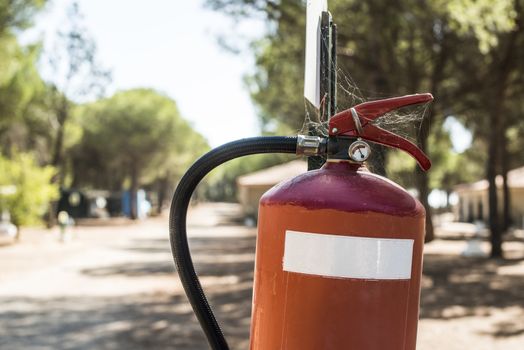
[304,0,327,108]
[283,230,414,280]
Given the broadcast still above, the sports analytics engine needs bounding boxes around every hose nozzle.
[296,135,327,156]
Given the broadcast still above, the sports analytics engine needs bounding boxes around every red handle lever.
[328,93,434,171]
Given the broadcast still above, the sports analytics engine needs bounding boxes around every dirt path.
[0,203,523,349]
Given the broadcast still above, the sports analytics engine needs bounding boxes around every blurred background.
[0,0,523,349]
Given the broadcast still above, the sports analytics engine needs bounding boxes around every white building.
[454,166,524,227]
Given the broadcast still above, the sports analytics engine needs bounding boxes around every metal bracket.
[308,11,337,171]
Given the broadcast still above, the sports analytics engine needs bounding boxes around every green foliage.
[0,1,54,163]
[0,152,58,227]
[207,0,524,189]
[74,89,208,190]
[42,2,111,190]
[0,0,46,35]
[445,0,517,53]
[209,0,461,131]
[148,110,210,182]
[0,35,44,133]
[245,1,305,133]
[0,1,212,219]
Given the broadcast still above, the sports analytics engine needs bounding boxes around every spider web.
[300,34,432,150]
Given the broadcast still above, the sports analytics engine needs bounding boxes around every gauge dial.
[348,140,371,162]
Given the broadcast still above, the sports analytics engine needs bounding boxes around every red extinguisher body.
[249,161,425,350]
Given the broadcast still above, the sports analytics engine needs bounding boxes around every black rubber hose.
[169,136,298,350]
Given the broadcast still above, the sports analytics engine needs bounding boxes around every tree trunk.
[483,8,522,256]
[14,225,21,242]
[416,108,435,242]
[157,174,170,215]
[487,126,502,257]
[51,98,69,180]
[502,168,511,232]
[500,127,511,232]
[46,202,58,229]
[486,83,505,258]
[487,102,503,257]
[51,123,65,172]
[416,166,434,242]
[47,97,69,228]
[412,28,449,243]
[130,165,139,220]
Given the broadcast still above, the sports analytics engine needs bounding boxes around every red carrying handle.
[328,93,434,171]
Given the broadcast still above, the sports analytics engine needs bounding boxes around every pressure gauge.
[348,140,371,162]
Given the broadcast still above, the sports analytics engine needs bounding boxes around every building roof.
[455,165,524,192]
[237,160,307,187]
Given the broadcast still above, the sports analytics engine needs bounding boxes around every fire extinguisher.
[169,93,433,350]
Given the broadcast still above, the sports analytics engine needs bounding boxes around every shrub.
[0,152,58,229]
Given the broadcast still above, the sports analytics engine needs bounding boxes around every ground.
[0,203,523,350]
